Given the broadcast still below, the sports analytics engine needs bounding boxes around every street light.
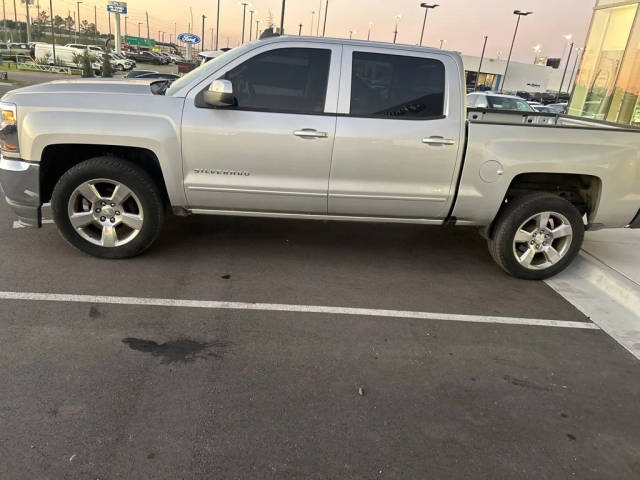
[124,16,128,37]
[138,21,142,39]
[439,39,446,49]
[533,44,541,63]
[249,9,257,41]
[500,9,533,93]
[393,14,401,44]
[419,3,438,47]
[310,10,315,36]
[76,1,82,42]
[256,19,261,39]
[322,0,328,36]
[568,46,584,91]
[557,39,574,101]
[348,29,355,40]
[560,34,573,65]
[298,23,302,35]
[239,1,251,44]
[367,21,373,41]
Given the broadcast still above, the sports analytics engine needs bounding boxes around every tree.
[64,15,75,35]
[53,15,66,31]
[80,51,95,78]
[102,48,113,78]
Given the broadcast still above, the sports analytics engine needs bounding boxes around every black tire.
[51,157,165,259]
[488,193,584,280]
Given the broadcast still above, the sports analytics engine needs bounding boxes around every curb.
[545,251,640,360]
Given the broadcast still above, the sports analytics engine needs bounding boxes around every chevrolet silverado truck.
[1,36,639,280]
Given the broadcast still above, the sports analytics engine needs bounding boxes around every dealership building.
[569,0,640,125]
[461,55,567,94]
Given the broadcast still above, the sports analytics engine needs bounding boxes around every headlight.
[0,102,18,154]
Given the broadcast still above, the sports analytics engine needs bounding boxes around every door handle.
[422,137,455,146]
[294,129,329,139]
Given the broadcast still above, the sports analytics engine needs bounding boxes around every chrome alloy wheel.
[67,179,144,248]
[512,211,573,270]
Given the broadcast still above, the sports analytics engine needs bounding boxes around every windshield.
[487,96,534,112]
[166,44,251,97]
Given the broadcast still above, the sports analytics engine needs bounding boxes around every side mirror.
[203,79,236,108]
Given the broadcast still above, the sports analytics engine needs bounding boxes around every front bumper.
[0,156,41,227]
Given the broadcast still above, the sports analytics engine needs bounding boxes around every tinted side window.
[350,52,445,119]
[224,48,331,114]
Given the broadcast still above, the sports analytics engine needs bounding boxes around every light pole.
[557,40,574,101]
[560,34,572,67]
[439,39,446,49]
[322,0,328,36]
[419,3,438,47]
[249,9,256,41]
[201,14,206,52]
[124,16,128,37]
[256,19,260,39]
[298,23,302,35]
[367,21,373,40]
[348,29,355,40]
[500,9,533,93]
[239,1,250,44]
[533,44,541,63]
[49,0,55,63]
[310,10,314,35]
[215,0,220,50]
[24,0,31,43]
[280,0,285,34]
[76,1,82,42]
[393,14,401,44]
[568,47,583,91]
[137,21,141,39]
[474,35,488,91]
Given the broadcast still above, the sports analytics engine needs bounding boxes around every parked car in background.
[197,50,225,65]
[64,43,88,51]
[125,69,158,78]
[35,44,102,74]
[0,43,33,60]
[108,52,135,71]
[547,103,569,114]
[167,53,184,63]
[149,52,170,64]
[532,105,558,114]
[135,72,180,80]
[467,92,535,112]
[124,50,166,65]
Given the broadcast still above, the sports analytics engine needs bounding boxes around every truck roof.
[256,34,453,56]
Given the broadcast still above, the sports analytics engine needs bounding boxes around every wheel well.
[40,144,170,205]
[505,173,601,220]
[485,173,602,239]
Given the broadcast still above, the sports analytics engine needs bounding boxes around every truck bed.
[467,108,640,131]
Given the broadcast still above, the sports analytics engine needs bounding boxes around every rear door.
[328,46,465,219]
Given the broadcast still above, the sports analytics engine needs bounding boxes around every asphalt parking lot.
[0,201,639,479]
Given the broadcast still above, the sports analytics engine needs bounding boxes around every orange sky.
[19,0,595,62]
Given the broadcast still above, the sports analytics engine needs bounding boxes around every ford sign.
[178,33,201,45]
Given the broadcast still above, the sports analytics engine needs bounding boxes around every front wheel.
[488,193,584,280]
[51,157,165,259]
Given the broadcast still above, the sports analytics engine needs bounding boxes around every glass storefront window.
[465,71,497,91]
[569,3,639,121]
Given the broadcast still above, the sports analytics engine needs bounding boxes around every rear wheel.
[488,193,584,280]
[51,157,165,258]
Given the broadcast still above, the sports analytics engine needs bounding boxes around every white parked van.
[35,44,102,73]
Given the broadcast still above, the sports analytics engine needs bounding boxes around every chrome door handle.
[422,137,455,146]
[294,129,329,139]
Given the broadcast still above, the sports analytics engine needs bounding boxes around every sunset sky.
[22,0,596,62]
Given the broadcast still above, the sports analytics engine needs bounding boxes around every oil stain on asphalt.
[122,338,230,364]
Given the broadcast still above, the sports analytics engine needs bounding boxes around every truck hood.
[3,79,158,99]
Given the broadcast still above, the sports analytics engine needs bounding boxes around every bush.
[102,50,113,78]
[80,51,94,78]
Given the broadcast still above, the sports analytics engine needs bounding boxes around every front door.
[329,46,464,219]
[181,43,341,214]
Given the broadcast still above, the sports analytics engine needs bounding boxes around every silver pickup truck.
[1,36,639,280]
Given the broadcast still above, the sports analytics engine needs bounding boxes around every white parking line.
[0,291,599,329]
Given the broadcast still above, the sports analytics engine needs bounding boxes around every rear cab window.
[349,52,445,119]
